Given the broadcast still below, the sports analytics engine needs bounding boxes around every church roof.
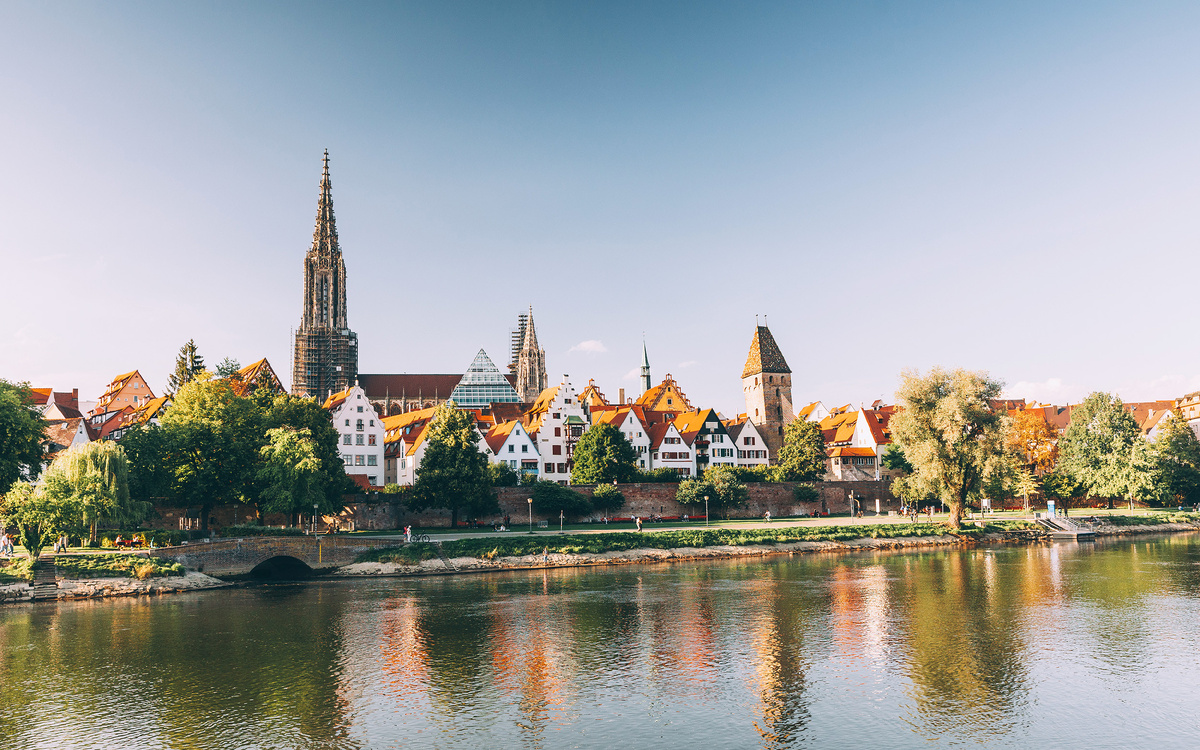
[310,150,340,257]
[448,350,522,407]
[742,326,791,378]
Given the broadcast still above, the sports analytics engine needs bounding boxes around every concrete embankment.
[0,571,229,603]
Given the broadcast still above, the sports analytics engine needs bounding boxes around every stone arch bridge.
[153,536,401,577]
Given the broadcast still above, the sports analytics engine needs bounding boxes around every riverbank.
[334,519,1200,578]
[0,571,230,603]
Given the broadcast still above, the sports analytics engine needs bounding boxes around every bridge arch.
[249,555,315,579]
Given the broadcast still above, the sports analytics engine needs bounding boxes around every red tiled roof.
[741,326,791,378]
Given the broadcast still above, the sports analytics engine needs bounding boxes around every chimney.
[619,388,625,405]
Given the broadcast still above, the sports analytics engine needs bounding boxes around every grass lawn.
[354,520,1043,565]
[0,557,35,583]
[53,554,185,580]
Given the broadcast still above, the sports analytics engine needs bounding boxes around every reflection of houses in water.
[744,572,814,748]
[378,596,430,703]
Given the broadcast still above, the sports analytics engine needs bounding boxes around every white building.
[724,416,771,468]
[673,408,738,473]
[324,384,385,488]
[648,422,694,476]
[484,420,541,481]
[525,377,589,483]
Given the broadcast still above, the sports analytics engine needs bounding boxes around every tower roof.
[449,349,522,407]
[742,325,791,377]
[310,149,339,257]
[642,339,650,368]
[522,306,539,351]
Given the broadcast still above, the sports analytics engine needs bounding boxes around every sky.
[4,1,1200,417]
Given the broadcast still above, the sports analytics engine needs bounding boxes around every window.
[357,406,363,413]
[367,455,377,466]
[508,445,515,453]
[368,475,377,484]
[553,413,560,419]
[510,460,518,468]
[667,398,673,405]
[370,420,374,427]
[552,445,562,455]
[744,437,755,445]
[554,427,561,437]
[556,463,567,473]
[521,444,528,453]
[545,463,555,473]
[345,419,350,426]
[356,419,364,431]
[368,434,376,446]
[356,434,364,445]
[343,434,351,445]
[355,455,365,466]
[564,398,572,404]
[342,454,352,465]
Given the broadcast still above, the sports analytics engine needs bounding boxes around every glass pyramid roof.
[449,349,522,407]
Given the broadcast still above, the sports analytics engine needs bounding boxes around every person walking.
[542,546,549,565]
[404,525,412,543]
[764,511,771,523]
[635,517,643,533]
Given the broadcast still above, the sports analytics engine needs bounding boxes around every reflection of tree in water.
[745,564,823,750]
[0,585,360,749]
[892,550,1034,738]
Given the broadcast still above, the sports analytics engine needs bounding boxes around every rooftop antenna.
[755,314,759,326]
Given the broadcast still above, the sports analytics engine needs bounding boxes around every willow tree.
[889,368,1007,528]
[42,441,146,544]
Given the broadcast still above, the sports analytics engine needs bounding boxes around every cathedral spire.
[516,305,547,402]
[311,149,339,257]
[522,305,539,350]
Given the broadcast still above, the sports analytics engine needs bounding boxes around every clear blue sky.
[4,1,1200,416]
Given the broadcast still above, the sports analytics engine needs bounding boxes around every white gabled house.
[324,384,386,488]
[484,420,540,481]
[524,377,589,483]
[648,422,694,476]
[592,405,652,470]
[724,416,770,468]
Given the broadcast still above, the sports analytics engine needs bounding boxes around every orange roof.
[94,371,144,414]
[116,396,171,430]
[827,446,875,457]
[229,358,284,397]
[647,422,677,451]
[741,325,791,378]
[30,387,53,405]
[819,409,858,445]
[671,408,722,446]
[484,420,522,454]
[635,374,693,412]
[321,386,355,411]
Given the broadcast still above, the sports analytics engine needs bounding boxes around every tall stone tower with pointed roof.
[741,324,793,458]
[292,150,358,399]
[516,307,547,402]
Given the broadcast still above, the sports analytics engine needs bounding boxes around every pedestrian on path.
[764,511,771,523]
[404,525,412,543]
[542,547,549,565]
[635,517,642,532]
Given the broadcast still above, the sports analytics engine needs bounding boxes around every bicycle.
[408,534,431,544]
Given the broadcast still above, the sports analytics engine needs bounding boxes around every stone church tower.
[292,150,358,399]
[741,323,794,458]
[516,306,547,402]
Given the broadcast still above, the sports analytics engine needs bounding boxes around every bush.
[793,483,820,503]
[218,524,307,538]
[487,462,520,487]
[356,543,439,565]
[0,557,35,583]
[591,484,625,513]
[530,480,592,519]
[634,467,681,483]
[102,529,196,547]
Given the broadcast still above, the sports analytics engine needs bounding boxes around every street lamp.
[312,503,318,535]
[704,495,709,527]
[559,509,564,533]
[528,497,533,534]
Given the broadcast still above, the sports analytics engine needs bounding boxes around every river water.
[3,534,1200,749]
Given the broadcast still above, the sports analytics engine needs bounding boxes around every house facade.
[324,384,385,487]
[524,378,589,483]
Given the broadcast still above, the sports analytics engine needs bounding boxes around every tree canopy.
[1155,413,1200,505]
[889,367,1007,527]
[408,403,497,526]
[675,465,748,518]
[0,380,45,494]
[41,441,145,544]
[0,481,74,560]
[1057,392,1146,510]
[257,427,328,518]
[570,424,640,484]
[530,480,592,519]
[775,418,827,482]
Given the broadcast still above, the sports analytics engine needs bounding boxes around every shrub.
[634,467,681,483]
[54,554,184,579]
[530,480,592,519]
[793,483,820,503]
[591,484,625,513]
[219,524,307,538]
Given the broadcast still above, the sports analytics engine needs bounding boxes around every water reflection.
[4,534,1200,749]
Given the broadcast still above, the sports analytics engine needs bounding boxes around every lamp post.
[704,495,709,527]
[312,503,318,535]
[559,510,564,533]
[528,497,533,534]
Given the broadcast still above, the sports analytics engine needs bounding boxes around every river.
[3,533,1200,749]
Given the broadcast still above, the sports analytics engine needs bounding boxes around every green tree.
[215,357,242,379]
[257,427,330,520]
[675,465,748,518]
[40,441,145,545]
[486,462,520,487]
[590,483,625,514]
[1154,413,1200,506]
[408,403,496,527]
[263,393,352,504]
[635,467,681,483]
[1014,468,1041,513]
[775,418,827,481]
[120,423,174,504]
[881,445,914,474]
[0,380,46,493]
[166,339,207,395]
[570,424,639,484]
[889,367,1007,528]
[1057,392,1148,511]
[161,375,264,529]
[0,481,76,560]
[529,480,591,519]
[1041,468,1081,511]
[792,482,819,504]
